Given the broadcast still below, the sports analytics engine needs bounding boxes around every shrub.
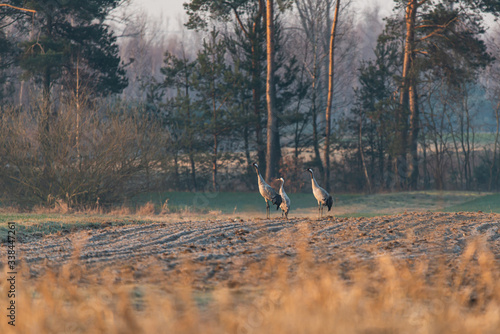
[0,101,167,209]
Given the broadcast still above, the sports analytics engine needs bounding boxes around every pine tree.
[161,50,199,190]
[384,0,496,189]
[13,0,127,102]
[349,39,401,190]
[192,29,231,190]
[186,0,268,173]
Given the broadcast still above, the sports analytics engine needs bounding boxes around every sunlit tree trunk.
[265,0,279,181]
[397,0,418,189]
[408,82,419,189]
[323,0,340,191]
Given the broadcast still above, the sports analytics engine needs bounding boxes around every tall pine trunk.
[397,0,417,189]
[408,82,420,189]
[265,0,279,181]
[323,0,340,191]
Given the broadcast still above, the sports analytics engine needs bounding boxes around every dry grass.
[135,201,157,216]
[1,237,500,334]
[32,199,71,214]
[106,205,132,216]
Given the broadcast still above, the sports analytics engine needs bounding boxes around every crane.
[306,168,333,218]
[278,177,291,219]
[253,163,282,218]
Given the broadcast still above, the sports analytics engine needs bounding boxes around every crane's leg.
[285,211,288,220]
[318,204,321,219]
[266,200,270,219]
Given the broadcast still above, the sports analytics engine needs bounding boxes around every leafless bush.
[0,99,167,208]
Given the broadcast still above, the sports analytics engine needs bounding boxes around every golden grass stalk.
[1,239,499,333]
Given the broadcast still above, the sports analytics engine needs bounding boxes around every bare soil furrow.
[15,212,500,284]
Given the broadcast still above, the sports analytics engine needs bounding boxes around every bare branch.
[221,1,250,38]
[0,4,36,14]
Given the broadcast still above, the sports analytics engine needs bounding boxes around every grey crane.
[306,168,333,218]
[278,177,291,219]
[253,163,282,218]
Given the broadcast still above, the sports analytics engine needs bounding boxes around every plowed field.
[18,212,500,285]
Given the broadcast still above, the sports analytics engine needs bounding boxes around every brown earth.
[18,212,500,286]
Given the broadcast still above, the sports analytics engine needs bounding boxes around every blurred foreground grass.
[1,238,499,334]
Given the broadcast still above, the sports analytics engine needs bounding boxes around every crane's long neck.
[279,180,285,193]
[258,173,266,185]
[310,172,320,189]
[256,168,266,186]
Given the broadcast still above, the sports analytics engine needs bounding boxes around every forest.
[0,0,500,209]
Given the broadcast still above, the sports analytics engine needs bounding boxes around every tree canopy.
[13,0,127,100]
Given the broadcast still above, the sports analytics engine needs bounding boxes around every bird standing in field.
[278,177,291,219]
[306,168,333,218]
[253,163,282,218]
